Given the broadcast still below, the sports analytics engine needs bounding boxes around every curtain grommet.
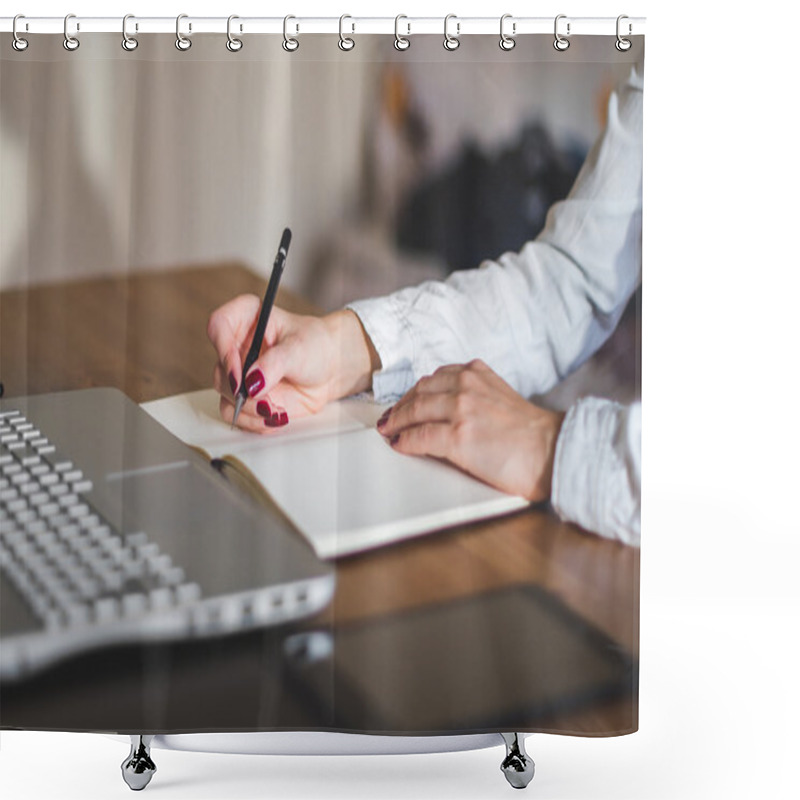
[499,14,516,51]
[12,15,29,52]
[443,14,460,51]
[283,15,299,52]
[553,14,570,51]
[175,14,192,51]
[338,14,355,51]
[394,14,410,51]
[63,13,80,51]
[615,15,632,51]
[226,15,243,52]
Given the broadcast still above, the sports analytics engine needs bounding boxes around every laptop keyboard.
[0,408,201,633]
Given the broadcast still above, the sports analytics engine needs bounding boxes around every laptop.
[0,387,335,681]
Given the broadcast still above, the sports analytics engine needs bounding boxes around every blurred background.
[1,33,638,405]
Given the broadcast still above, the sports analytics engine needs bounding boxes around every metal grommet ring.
[122,14,138,51]
[63,13,80,51]
[338,14,355,51]
[394,14,410,51]
[443,14,460,51]
[12,15,29,52]
[283,15,299,52]
[499,14,516,51]
[226,15,243,52]
[175,13,192,51]
[615,15,632,52]
[553,14,570,51]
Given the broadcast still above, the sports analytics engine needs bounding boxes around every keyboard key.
[58,493,78,508]
[62,469,83,483]
[67,504,90,519]
[122,593,147,617]
[176,583,201,604]
[93,597,118,623]
[54,461,73,473]
[72,480,93,494]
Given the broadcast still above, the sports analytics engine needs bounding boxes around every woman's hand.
[377,360,565,502]
[207,296,379,432]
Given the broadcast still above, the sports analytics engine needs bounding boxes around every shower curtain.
[0,15,642,778]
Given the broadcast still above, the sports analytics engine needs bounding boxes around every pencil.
[232,227,292,428]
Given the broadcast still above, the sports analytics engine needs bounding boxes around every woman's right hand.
[206,295,380,432]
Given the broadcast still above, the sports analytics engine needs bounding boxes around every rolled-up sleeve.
[551,398,641,546]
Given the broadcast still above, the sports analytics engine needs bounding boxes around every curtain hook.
[499,14,516,51]
[227,15,243,52]
[175,14,192,51]
[283,15,299,52]
[443,14,460,51]
[553,14,570,51]
[339,14,355,51]
[615,14,632,51]
[63,13,80,51]
[122,14,138,51]
[394,14,410,51]
[12,14,29,52]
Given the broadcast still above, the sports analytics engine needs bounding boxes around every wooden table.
[0,263,639,736]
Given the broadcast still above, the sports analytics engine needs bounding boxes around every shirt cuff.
[551,397,641,546]
[346,296,417,402]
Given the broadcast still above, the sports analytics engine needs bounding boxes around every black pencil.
[232,227,292,428]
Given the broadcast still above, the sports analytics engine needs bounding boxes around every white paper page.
[143,389,528,558]
[142,389,384,458]
[234,425,529,559]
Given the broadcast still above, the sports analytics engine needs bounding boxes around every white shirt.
[349,66,643,547]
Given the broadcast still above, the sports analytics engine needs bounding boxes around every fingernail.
[377,408,392,429]
[265,410,289,428]
[245,369,265,397]
[389,434,400,446]
[256,400,272,418]
[228,371,238,395]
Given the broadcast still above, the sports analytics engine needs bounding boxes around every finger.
[218,396,267,434]
[378,391,456,437]
[213,361,238,401]
[220,393,290,431]
[389,422,454,461]
[207,294,261,394]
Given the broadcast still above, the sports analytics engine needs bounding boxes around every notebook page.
[142,389,529,559]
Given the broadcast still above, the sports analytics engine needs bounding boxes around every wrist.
[323,309,381,400]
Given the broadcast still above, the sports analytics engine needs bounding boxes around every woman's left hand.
[377,360,565,502]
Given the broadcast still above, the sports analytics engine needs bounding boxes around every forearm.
[349,66,643,403]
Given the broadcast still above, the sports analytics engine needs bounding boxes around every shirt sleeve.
[348,65,643,403]
[551,398,641,547]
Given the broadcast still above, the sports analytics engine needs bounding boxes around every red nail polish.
[265,410,289,428]
[377,409,391,429]
[245,369,265,397]
[389,434,400,446]
[228,372,238,394]
[256,400,272,418]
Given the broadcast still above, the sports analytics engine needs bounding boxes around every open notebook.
[142,390,529,560]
